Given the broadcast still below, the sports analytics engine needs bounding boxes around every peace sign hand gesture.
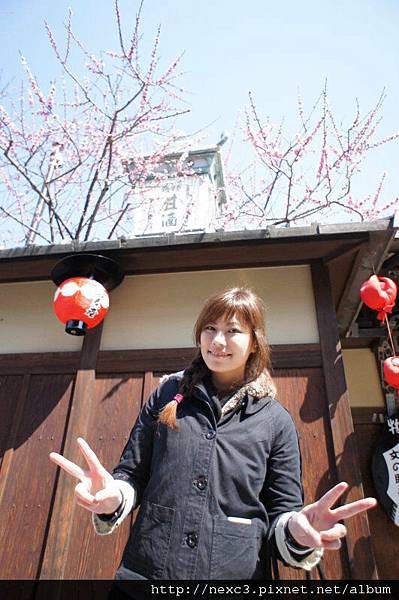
[287,482,377,550]
[49,437,122,515]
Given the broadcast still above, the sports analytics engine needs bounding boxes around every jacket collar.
[220,370,276,417]
[166,369,276,417]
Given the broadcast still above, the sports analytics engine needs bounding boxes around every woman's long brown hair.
[159,287,272,430]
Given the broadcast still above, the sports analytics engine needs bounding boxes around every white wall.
[0,280,83,353]
[100,266,319,350]
[0,265,319,353]
[342,349,385,408]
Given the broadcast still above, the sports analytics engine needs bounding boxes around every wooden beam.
[336,230,396,337]
[311,259,378,580]
[351,407,385,425]
[40,323,103,579]
[96,345,322,372]
[341,337,377,349]
[0,237,368,283]
[323,240,364,264]
[142,371,155,410]
[0,352,80,375]
[0,344,322,375]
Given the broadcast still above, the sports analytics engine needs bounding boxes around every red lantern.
[51,254,124,336]
[384,357,399,390]
[360,275,397,321]
[54,277,109,335]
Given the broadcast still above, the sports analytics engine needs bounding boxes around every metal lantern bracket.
[51,253,124,291]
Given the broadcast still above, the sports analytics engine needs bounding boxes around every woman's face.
[200,314,255,390]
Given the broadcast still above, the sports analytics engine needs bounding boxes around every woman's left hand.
[287,482,377,550]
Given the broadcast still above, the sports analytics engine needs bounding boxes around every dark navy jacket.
[111,370,304,580]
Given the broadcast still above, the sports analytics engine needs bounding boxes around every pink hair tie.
[174,393,184,404]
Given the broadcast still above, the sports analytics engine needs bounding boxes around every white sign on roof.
[132,172,217,237]
[130,146,227,237]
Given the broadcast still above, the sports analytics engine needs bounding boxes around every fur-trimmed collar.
[220,370,276,417]
[160,369,277,418]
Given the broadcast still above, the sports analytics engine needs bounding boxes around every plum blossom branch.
[0,0,191,247]
[221,87,398,230]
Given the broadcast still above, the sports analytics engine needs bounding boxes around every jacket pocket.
[210,517,262,579]
[125,501,175,579]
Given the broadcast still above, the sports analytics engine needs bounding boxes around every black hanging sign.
[372,412,399,526]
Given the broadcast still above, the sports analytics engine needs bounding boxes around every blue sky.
[0,0,398,219]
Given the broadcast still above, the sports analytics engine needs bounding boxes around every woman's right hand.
[49,437,122,515]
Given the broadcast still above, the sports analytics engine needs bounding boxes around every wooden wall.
[0,343,382,581]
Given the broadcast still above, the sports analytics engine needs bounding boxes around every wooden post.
[40,323,103,579]
[311,259,378,579]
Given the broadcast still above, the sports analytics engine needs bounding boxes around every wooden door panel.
[274,368,348,579]
[0,375,24,468]
[0,374,74,579]
[63,374,146,579]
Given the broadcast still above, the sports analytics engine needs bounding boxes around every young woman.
[49,287,376,584]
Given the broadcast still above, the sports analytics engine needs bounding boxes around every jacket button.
[205,431,216,439]
[186,532,198,548]
[196,476,207,490]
